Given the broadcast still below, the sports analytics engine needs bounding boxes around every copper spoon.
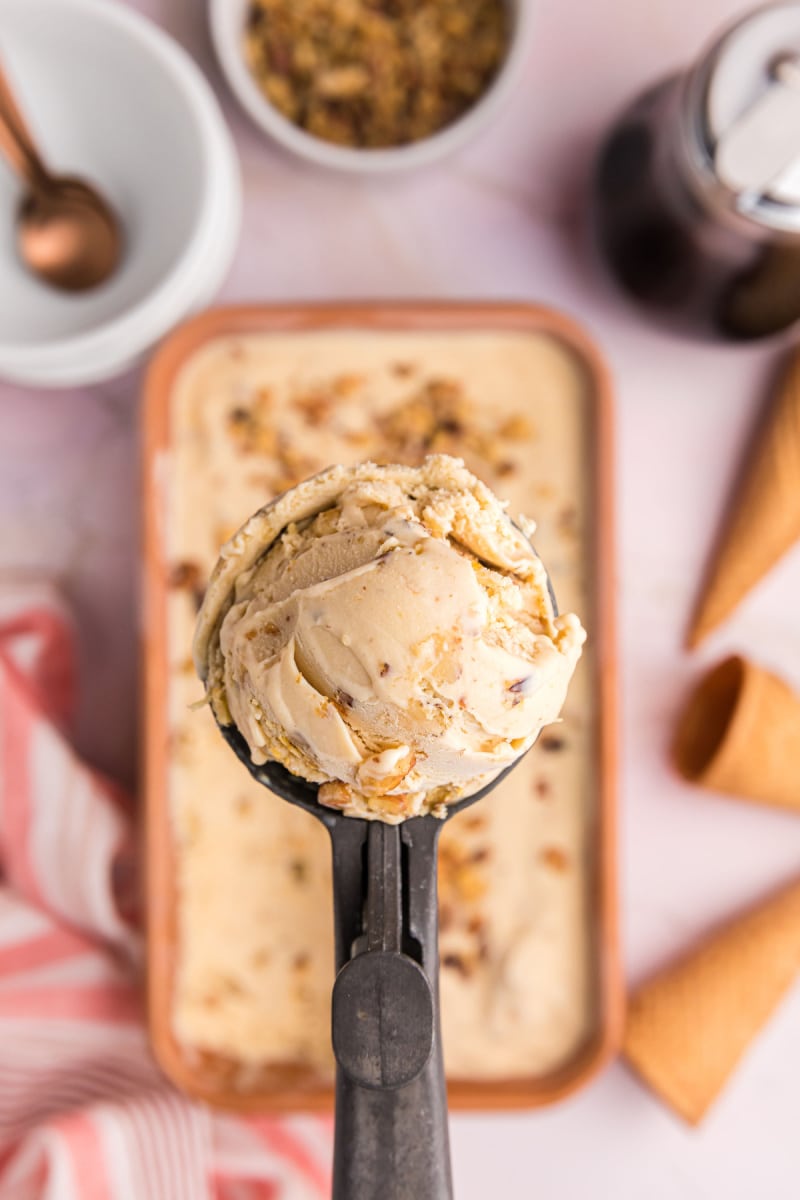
[0,61,121,292]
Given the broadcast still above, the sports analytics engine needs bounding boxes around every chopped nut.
[168,560,205,612]
[294,388,334,426]
[289,858,308,882]
[221,975,245,997]
[442,952,470,977]
[356,748,415,795]
[333,372,364,396]
[456,865,486,903]
[368,791,415,817]
[243,0,509,150]
[319,781,353,810]
[373,374,523,476]
[342,429,373,448]
[226,393,279,457]
[462,814,486,832]
[499,414,534,441]
[315,65,371,99]
[168,560,201,588]
[541,846,570,873]
[439,840,489,903]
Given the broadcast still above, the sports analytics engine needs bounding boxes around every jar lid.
[695,2,800,225]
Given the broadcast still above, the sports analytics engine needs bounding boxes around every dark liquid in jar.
[594,75,800,341]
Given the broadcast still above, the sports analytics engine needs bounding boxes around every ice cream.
[167,327,598,1084]
[195,454,585,821]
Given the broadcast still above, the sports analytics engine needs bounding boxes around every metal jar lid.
[680,2,800,236]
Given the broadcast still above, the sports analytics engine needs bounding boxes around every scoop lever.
[332,821,435,1090]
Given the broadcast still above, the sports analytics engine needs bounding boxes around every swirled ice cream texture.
[195,456,585,821]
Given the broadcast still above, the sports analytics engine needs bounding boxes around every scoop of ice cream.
[194,455,586,821]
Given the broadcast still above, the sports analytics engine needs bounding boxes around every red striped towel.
[0,582,331,1200]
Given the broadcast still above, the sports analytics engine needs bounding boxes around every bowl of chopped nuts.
[209,0,532,173]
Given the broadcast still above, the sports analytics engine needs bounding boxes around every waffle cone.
[673,656,800,811]
[624,878,800,1124]
[688,351,800,648]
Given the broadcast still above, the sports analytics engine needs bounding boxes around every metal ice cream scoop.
[211,557,559,1200]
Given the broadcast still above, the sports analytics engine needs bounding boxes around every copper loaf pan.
[143,302,621,1111]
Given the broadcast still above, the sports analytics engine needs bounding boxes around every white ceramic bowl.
[0,0,241,388]
[210,0,532,174]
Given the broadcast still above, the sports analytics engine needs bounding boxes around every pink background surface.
[2,1,800,1195]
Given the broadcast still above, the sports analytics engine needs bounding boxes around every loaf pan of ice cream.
[142,302,621,1111]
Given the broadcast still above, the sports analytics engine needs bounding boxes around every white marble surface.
[2,0,800,1195]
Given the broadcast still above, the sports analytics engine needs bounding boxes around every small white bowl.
[0,0,241,388]
[210,0,532,174]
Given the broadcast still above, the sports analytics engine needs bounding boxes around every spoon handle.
[0,59,51,191]
[328,817,452,1200]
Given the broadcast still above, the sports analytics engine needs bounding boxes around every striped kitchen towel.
[0,580,331,1200]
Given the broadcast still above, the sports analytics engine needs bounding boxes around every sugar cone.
[673,655,800,812]
[687,350,800,648]
[624,878,800,1124]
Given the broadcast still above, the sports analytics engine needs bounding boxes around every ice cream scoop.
[216,723,526,1199]
[195,455,584,821]
[194,456,585,1200]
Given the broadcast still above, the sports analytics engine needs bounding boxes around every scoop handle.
[328,817,452,1200]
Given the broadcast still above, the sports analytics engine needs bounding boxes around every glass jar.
[594,3,800,340]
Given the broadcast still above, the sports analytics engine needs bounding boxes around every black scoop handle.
[328,816,452,1200]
